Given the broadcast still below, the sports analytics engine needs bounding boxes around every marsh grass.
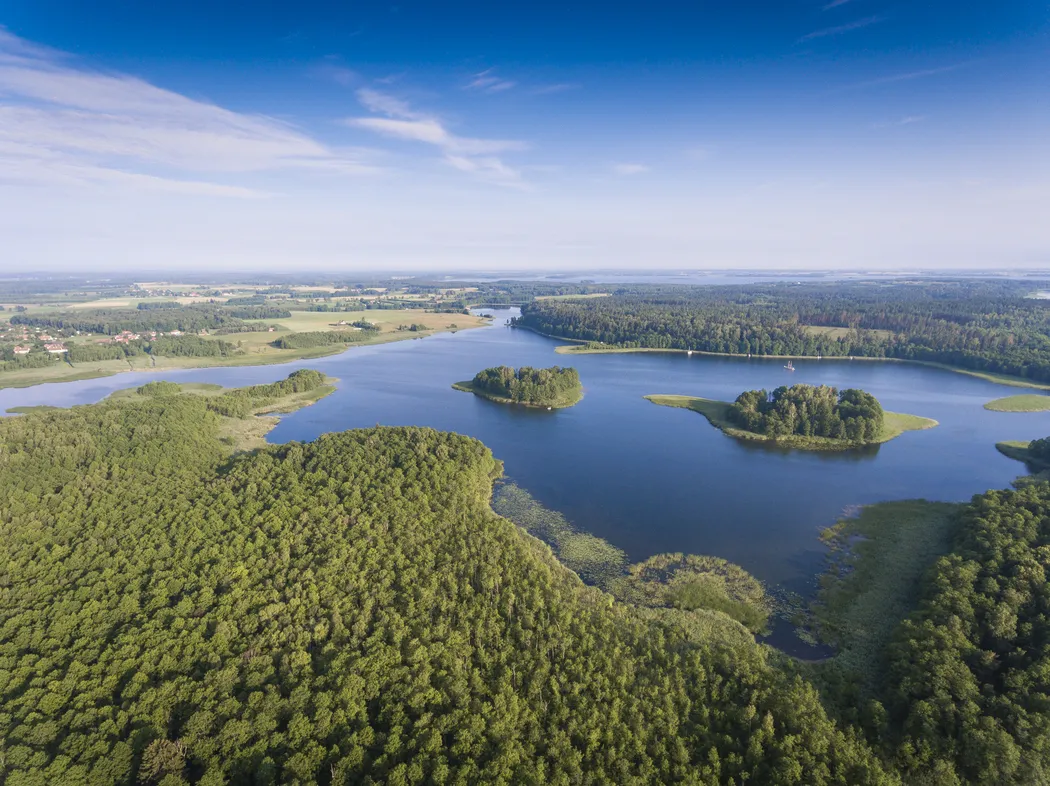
[609,552,771,634]
[812,500,962,687]
[492,483,627,587]
[493,484,771,639]
[984,394,1050,412]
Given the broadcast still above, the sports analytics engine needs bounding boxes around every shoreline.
[0,321,483,391]
[452,379,582,409]
[645,394,938,451]
[511,324,1050,390]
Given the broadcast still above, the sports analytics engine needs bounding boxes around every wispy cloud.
[531,83,580,96]
[612,163,650,176]
[346,87,528,185]
[0,27,375,198]
[822,0,855,9]
[837,63,967,92]
[874,115,927,128]
[799,15,885,41]
[465,68,516,93]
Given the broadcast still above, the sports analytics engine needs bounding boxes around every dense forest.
[515,280,1050,382]
[1027,436,1050,462]
[10,303,288,336]
[730,385,885,442]
[270,328,379,350]
[466,365,582,407]
[0,381,894,785]
[2,371,1049,783]
[883,483,1050,783]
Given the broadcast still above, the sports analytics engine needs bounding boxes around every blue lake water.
[3,309,1046,626]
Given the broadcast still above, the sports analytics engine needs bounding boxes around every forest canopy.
[0,376,895,785]
[730,385,885,442]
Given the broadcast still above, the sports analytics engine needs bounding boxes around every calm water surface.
[3,310,1046,604]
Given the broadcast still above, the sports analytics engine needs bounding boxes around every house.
[45,343,68,354]
[168,329,183,336]
[13,346,30,355]
[39,334,53,341]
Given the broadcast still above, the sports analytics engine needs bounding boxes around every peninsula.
[454,365,583,408]
[646,384,937,450]
[984,394,1050,412]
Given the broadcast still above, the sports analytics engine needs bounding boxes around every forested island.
[647,385,937,449]
[514,279,1050,386]
[453,365,582,408]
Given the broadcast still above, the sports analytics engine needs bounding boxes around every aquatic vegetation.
[492,483,627,587]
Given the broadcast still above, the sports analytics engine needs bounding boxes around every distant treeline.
[11,303,290,336]
[471,365,581,406]
[515,279,1050,381]
[0,335,240,373]
[730,385,885,441]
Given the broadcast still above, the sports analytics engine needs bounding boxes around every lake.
[2,309,1044,648]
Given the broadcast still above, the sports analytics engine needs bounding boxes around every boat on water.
[784,361,795,372]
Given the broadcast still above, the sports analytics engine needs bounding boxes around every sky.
[0,1,1047,272]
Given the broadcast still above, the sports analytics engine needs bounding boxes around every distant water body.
[3,309,1044,651]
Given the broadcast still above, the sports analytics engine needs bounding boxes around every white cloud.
[0,27,375,197]
[613,163,650,175]
[346,87,528,185]
[465,68,516,93]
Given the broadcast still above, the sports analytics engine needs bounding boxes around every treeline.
[1027,436,1050,462]
[730,385,885,441]
[515,279,1050,381]
[883,483,1050,783]
[0,385,894,785]
[0,335,241,373]
[270,327,378,350]
[10,303,289,336]
[471,365,582,406]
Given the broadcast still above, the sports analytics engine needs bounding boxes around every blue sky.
[0,1,1046,271]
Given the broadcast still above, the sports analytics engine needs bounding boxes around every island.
[646,384,937,450]
[984,394,1050,412]
[453,364,582,408]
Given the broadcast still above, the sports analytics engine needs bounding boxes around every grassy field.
[812,500,963,686]
[802,325,894,340]
[0,309,487,390]
[984,394,1050,412]
[644,394,937,450]
[452,380,582,409]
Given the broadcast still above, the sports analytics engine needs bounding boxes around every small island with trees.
[454,365,583,408]
[646,384,937,450]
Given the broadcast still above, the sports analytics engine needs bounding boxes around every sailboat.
[784,361,795,372]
